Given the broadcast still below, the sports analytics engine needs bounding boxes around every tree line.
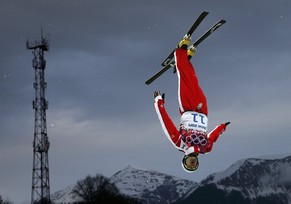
[2,173,142,204]
[0,196,12,204]
[71,173,142,204]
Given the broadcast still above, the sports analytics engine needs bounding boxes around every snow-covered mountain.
[110,165,198,204]
[51,165,197,204]
[50,184,83,203]
[51,154,291,204]
[176,154,291,204]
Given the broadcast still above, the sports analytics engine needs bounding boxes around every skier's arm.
[205,122,230,153]
[154,91,182,150]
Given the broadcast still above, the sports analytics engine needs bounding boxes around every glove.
[154,91,165,100]
[225,122,231,126]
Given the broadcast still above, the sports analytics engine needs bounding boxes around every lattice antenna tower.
[26,32,51,204]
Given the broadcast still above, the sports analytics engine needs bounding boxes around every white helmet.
[181,153,199,173]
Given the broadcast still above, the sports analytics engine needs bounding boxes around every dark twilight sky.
[1,0,291,203]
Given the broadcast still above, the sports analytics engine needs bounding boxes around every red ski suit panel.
[175,48,208,115]
[154,48,227,155]
[154,96,227,154]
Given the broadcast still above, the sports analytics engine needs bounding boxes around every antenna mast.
[27,33,51,204]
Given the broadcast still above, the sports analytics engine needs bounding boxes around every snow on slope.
[50,184,82,203]
[201,154,291,200]
[51,154,291,204]
[51,165,197,204]
[206,154,291,184]
[110,165,197,203]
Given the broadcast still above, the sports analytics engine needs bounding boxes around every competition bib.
[181,111,208,132]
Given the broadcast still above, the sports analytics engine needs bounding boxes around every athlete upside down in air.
[154,35,230,172]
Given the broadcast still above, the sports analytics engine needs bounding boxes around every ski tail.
[185,11,209,36]
[192,19,226,47]
[161,11,209,67]
[145,62,175,85]
[145,16,226,86]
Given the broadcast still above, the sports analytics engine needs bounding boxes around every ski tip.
[198,11,209,18]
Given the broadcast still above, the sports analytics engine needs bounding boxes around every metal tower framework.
[27,35,51,204]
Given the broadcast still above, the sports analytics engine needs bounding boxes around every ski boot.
[174,35,191,73]
[187,45,197,60]
[178,34,191,49]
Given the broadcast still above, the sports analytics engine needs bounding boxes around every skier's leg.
[175,48,208,115]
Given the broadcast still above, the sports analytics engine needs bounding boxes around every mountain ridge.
[51,154,291,204]
[175,155,291,204]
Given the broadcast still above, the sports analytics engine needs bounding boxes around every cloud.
[1,0,291,203]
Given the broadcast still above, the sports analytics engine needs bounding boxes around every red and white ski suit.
[154,48,228,155]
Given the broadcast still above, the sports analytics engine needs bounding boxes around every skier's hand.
[225,122,231,126]
[154,91,160,98]
[154,91,165,100]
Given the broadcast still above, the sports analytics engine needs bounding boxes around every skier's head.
[182,153,199,172]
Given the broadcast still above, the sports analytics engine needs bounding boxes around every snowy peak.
[50,184,82,203]
[51,165,197,204]
[201,155,291,199]
[110,165,197,204]
[204,155,291,184]
[51,154,291,204]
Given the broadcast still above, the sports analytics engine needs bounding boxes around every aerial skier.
[154,35,230,172]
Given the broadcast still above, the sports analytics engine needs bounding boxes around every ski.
[145,61,175,85]
[145,19,226,85]
[191,19,226,48]
[161,11,209,67]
